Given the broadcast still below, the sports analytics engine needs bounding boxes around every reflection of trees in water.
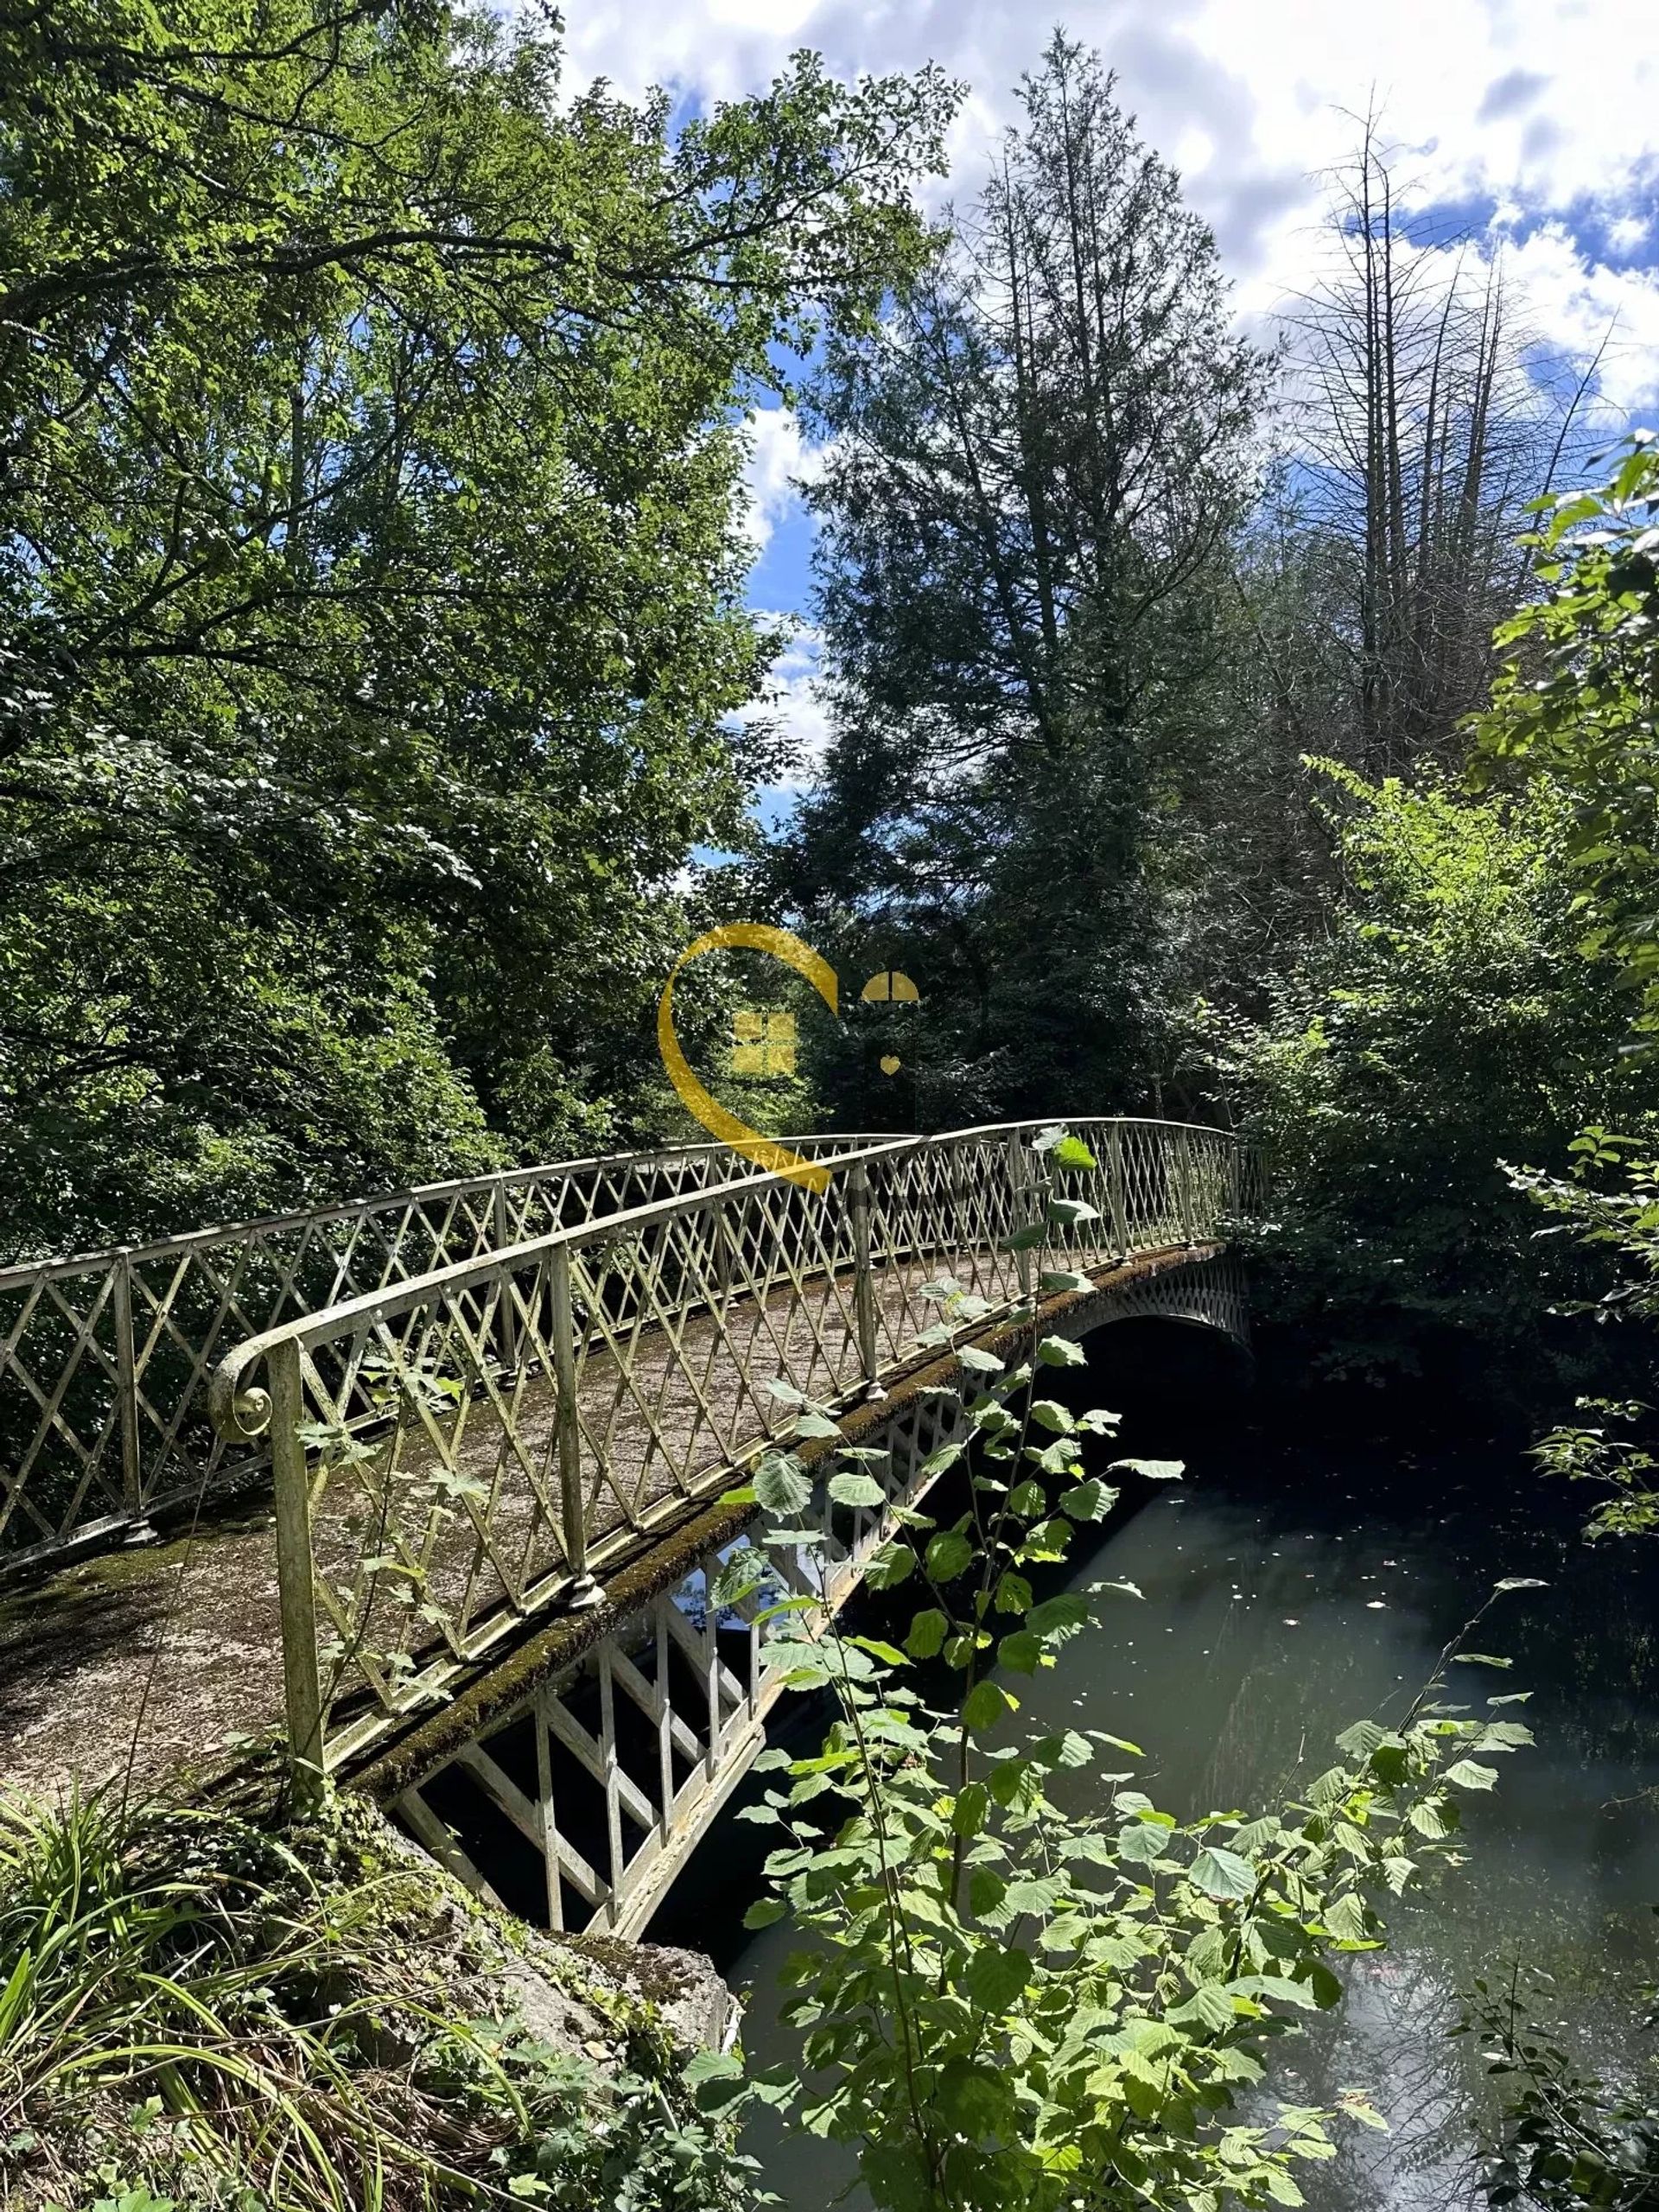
[1256,1910,1659,2210]
[1277,1948,1484,2210]
[1154,1462,1659,2209]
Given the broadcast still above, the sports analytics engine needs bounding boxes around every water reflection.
[653,1424,1659,2210]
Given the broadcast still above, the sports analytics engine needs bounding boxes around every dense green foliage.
[1212,768,1651,1384]
[0,0,951,1252]
[1199,435,1659,1389]
[1476,439,1659,1042]
[696,1134,1535,2209]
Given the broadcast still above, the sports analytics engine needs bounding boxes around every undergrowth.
[0,1785,750,2211]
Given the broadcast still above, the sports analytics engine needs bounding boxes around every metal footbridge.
[0,1118,1251,1935]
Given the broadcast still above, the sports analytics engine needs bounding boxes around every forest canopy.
[0,0,952,1252]
[2,3,1647,1376]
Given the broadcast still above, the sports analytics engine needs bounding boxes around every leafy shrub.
[695,1133,1535,2208]
[1211,768,1651,1388]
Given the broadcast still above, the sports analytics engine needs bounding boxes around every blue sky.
[563,0,1659,832]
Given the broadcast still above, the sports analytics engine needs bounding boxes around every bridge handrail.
[0,1133,903,1287]
[206,1115,1236,1416]
[200,1115,1248,1780]
[0,1131,897,1572]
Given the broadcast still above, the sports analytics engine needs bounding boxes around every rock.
[371,1798,738,2059]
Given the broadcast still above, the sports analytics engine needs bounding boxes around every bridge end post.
[847,1162,886,1401]
[550,1243,602,1608]
[268,1338,327,1812]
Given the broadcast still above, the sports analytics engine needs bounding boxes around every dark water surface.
[652,1348,1659,2209]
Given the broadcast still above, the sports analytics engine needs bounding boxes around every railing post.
[1005,1134,1033,1301]
[1179,1130,1197,1245]
[111,1251,155,1545]
[269,1338,326,1809]
[848,1161,885,1401]
[713,1198,739,1299]
[493,1173,519,1376]
[550,1243,601,1606]
[1108,1123,1128,1258]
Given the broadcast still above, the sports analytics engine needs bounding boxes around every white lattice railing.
[0,1135,891,1574]
[205,1117,1248,1783]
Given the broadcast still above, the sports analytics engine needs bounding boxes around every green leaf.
[849,1635,906,1664]
[996,1630,1043,1674]
[1047,1196,1101,1225]
[1029,1399,1075,1433]
[1117,1819,1169,1865]
[1450,1652,1513,1669]
[1039,1268,1095,1294]
[1172,1981,1236,2032]
[951,1781,990,1838]
[1035,1335,1084,1366]
[1109,1458,1185,1482]
[1027,1592,1090,1637]
[863,1541,914,1589]
[1032,1729,1092,1770]
[742,1898,787,1929]
[1444,1758,1500,1790]
[995,1572,1033,1616]
[925,1530,975,1581]
[963,1945,1031,2012]
[684,2050,743,2086]
[906,1607,949,1658]
[1052,1134,1098,1169]
[795,1411,842,1440]
[828,1470,886,1508]
[1188,1845,1256,1901]
[963,1680,1016,1734]
[934,2058,1013,2139]
[709,1550,766,1608]
[957,1344,1005,1374]
[1059,1478,1114,1522]
[754,1453,812,1515]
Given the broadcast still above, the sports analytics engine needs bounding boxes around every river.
[649,1326,1659,2209]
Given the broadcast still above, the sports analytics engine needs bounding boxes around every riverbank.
[0,1783,740,2210]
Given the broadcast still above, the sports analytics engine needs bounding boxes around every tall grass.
[0,1789,522,2209]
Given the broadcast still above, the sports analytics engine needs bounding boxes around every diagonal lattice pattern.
[0,1136,878,1570]
[202,1119,1249,1777]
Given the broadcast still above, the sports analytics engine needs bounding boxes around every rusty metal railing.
[205,1117,1246,1783]
[0,1135,893,1574]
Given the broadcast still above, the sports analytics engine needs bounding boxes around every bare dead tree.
[1274,114,1604,778]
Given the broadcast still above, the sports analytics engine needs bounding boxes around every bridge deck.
[0,1256,949,1802]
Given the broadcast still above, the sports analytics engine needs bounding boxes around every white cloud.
[730,621,833,789]
[560,0,1658,410]
[740,404,823,556]
[1500,222,1659,421]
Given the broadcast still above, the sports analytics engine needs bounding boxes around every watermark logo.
[658,925,839,1190]
[656,926,921,1191]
